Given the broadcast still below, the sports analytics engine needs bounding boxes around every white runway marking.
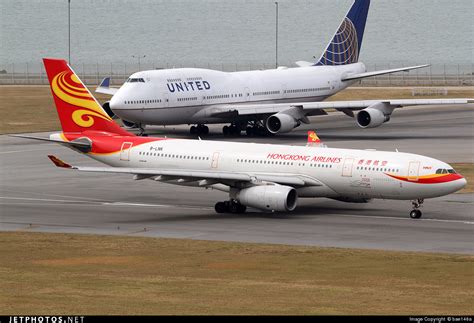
[0,196,471,224]
[0,147,58,154]
[0,196,211,210]
[331,213,474,225]
[0,196,102,204]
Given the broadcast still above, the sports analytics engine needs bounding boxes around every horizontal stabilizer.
[11,134,92,152]
[341,64,429,81]
[96,77,119,95]
[295,61,314,67]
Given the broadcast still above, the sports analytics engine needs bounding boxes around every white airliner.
[15,58,467,219]
[97,0,471,136]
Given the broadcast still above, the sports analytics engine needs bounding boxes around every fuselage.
[53,132,466,201]
[109,63,365,125]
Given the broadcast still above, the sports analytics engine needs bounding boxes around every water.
[1,0,472,72]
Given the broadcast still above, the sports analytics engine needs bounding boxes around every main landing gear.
[190,124,209,135]
[409,198,424,219]
[245,120,272,137]
[215,200,247,214]
[221,121,274,137]
[222,123,242,136]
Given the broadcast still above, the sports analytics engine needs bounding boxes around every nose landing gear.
[409,198,424,219]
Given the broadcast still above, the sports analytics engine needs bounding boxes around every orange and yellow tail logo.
[51,70,112,128]
[43,58,130,136]
[307,131,321,143]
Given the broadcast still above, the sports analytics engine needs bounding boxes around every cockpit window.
[436,168,455,174]
[126,78,145,83]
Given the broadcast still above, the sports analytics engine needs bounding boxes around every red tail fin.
[43,58,131,136]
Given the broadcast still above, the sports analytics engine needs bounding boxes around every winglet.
[47,155,72,168]
[306,131,326,148]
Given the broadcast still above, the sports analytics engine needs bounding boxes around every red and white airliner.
[16,59,467,219]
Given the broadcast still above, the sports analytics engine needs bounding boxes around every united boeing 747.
[97,0,471,136]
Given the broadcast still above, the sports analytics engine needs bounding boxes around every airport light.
[132,55,146,70]
[275,1,278,68]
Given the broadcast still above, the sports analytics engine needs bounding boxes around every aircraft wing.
[47,155,322,187]
[206,98,473,119]
[95,77,119,96]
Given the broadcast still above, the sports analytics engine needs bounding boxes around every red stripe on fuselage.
[385,173,464,184]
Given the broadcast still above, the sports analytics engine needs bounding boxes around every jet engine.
[101,101,115,119]
[266,114,299,134]
[121,119,140,129]
[102,102,139,129]
[356,103,393,128]
[234,185,298,212]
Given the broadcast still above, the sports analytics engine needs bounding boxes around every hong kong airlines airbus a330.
[14,58,467,218]
[97,0,471,136]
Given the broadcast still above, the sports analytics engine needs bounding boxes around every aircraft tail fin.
[306,130,326,148]
[42,58,131,136]
[315,0,370,66]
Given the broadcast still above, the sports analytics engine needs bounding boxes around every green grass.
[451,163,474,193]
[1,232,472,315]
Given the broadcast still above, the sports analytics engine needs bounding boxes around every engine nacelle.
[101,101,115,119]
[266,113,299,134]
[234,185,298,212]
[356,108,391,128]
[122,119,139,129]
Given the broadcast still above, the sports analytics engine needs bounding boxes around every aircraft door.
[120,142,133,161]
[341,158,354,177]
[211,152,220,168]
[244,87,250,102]
[408,161,420,181]
[162,93,169,107]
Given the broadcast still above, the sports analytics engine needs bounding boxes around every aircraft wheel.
[190,126,197,135]
[246,127,255,136]
[223,126,230,136]
[230,126,240,136]
[410,209,422,219]
[215,202,227,213]
[203,126,209,135]
[237,204,247,214]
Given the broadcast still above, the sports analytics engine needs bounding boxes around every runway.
[1,104,473,254]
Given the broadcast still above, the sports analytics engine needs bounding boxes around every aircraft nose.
[456,177,467,191]
[109,93,122,111]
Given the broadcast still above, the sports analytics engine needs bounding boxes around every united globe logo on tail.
[315,0,370,66]
[51,70,112,128]
[317,18,359,66]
